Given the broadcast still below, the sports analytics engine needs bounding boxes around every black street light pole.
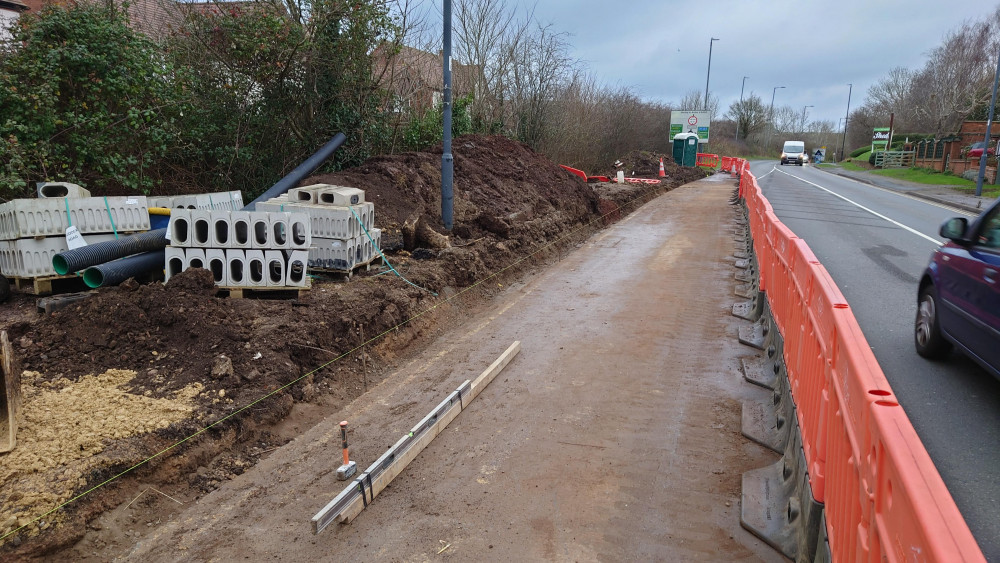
[704,38,719,111]
[976,45,1000,198]
[840,83,852,164]
[735,76,748,141]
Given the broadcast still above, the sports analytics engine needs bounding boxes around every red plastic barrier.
[723,157,985,562]
[695,153,719,168]
[558,164,587,180]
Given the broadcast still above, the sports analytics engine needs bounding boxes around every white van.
[780,141,808,166]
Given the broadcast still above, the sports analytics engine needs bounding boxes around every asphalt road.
[751,161,1000,561]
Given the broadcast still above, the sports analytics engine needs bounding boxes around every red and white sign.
[687,115,698,126]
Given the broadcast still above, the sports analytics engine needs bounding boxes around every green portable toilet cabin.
[672,132,699,167]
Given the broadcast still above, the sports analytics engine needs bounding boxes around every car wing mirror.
[940,217,969,241]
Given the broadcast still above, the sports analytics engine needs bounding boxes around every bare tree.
[453,0,533,130]
[505,22,576,148]
[677,90,720,120]
[725,93,768,141]
[907,18,995,135]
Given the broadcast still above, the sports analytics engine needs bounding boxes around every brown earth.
[0,135,708,559]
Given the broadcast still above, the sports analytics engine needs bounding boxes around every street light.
[769,86,785,119]
[841,83,853,163]
[735,76,749,141]
[768,86,785,150]
[801,105,813,132]
[704,38,719,111]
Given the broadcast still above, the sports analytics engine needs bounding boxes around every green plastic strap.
[103,196,119,239]
[348,206,436,296]
[64,197,72,227]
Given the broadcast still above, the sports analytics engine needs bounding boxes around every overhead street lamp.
[841,83,853,164]
[704,38,719,111]
[802,105,813,132]
[768,86,785,150]
[735,76,749,141]
[769,86,785,119]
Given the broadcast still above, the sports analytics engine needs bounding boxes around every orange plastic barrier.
[727,158,985,562]
[695,152,719,168]
[559,164,587,180]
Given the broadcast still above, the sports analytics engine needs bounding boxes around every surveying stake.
[336,420,357,480]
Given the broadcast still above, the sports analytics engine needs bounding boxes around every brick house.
[0,0,28,40]
[372,43,481,115]
[15,0,178,39]
[913,121,1000,182]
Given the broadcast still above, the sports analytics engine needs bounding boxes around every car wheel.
[915,285,951,359]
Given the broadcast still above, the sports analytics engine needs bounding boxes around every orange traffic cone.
[658,158,666,178]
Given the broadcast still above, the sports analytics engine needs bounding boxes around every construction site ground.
[0,138,781,560]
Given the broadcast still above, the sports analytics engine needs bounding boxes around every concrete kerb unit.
[3,234,118,277]
[165,247,185,283]
[246,250,265,286]
[0,196,150,240]
[206,249,226,285]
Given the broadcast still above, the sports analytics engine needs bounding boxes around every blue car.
[915,198,1000,377]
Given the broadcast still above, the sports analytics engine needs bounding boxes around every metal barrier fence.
[732,158,984,562]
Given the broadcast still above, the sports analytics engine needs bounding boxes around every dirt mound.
[605,150,676,178]
[0,136,712,558]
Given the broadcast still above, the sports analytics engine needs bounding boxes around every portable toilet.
[672,133,699,167]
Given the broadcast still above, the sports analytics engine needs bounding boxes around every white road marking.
[773,167,943,246]
[756,166,777,179]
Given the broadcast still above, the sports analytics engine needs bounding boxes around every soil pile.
[0,135,710,558]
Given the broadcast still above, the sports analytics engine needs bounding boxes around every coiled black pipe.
[82,250,165,288]
[53,230,168,275]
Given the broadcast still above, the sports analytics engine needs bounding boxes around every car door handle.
[985,268,998,283]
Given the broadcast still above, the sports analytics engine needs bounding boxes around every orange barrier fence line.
[696,153,720,168]
[723,158,985,562]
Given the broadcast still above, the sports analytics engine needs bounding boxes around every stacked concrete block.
[148,191,244,211]
[0,195,148,280]
[259,185,381,274]
[165,209,311,289]
[0,196,150,240]
[0,234,119,278]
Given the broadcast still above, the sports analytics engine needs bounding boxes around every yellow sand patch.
[0,369,202,540]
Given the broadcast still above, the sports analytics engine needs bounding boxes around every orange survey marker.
[336,421,356,480]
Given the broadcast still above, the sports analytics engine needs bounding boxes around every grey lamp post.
[704,38,719,110]
[801,105,813,132]
[840,83,853,164]
[768,86,785,150]
[735,76,748,141]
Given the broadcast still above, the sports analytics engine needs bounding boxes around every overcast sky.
[524,0,999,127]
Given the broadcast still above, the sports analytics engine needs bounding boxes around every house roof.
[0,0,29,12]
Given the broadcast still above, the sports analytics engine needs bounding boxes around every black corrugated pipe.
[244,132,347,211]
[53,229,168,275]
[82,250,165,288]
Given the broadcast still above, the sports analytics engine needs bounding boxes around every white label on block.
[65,226,86,250]
[126,198,138,205]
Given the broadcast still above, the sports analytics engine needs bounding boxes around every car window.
[977,206,1000,248]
